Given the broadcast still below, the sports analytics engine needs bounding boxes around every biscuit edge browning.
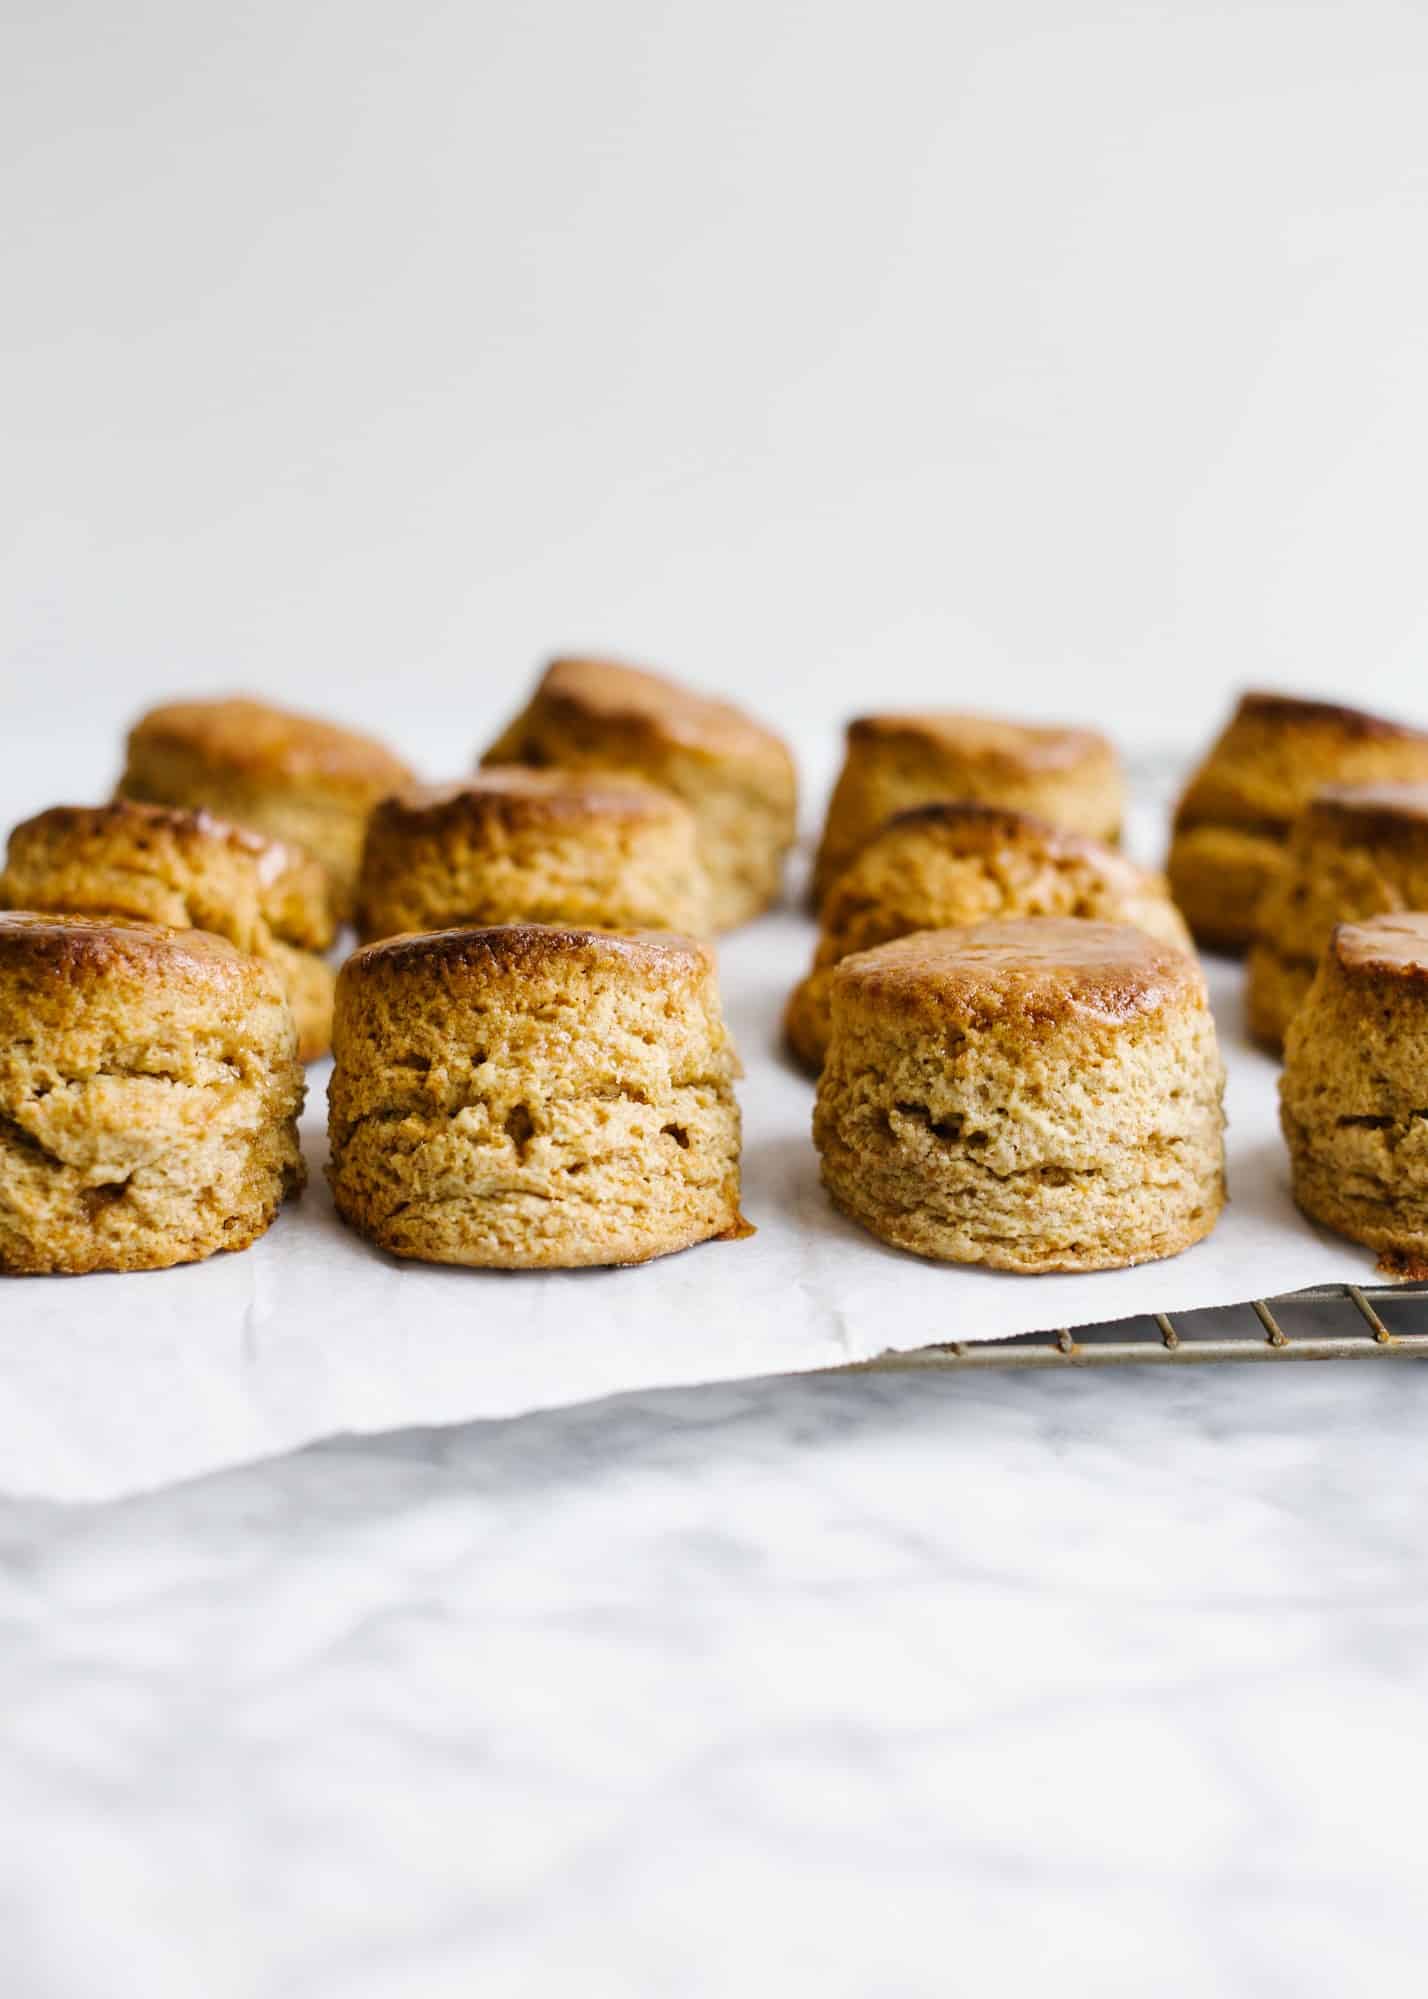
[0,914,305,1275]
[813,918,1225,1272]
[1281,914,1428,1258]
[327,923,747,1269]
[479,658,797,931]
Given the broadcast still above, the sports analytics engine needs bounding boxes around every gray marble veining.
[5,1357,1428,1995]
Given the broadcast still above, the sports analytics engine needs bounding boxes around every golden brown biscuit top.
[1333,913,1428,984]
[374,766,688,832]
[846,711,1114,771]
[834,917,1201,1027]
[1235,690,1428,741]
[10,798,318,892]
[0,910,257,985]
[1174,696,1428,836]
[870,799,1138,876]
[126,696,414,795]
[534,657,792,766]
[342,921,713,986]
[1306,783,1428,842]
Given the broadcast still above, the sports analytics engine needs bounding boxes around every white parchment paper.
[0,873,1373,1501]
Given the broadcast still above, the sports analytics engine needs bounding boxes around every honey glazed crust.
[831,918,1204,1029]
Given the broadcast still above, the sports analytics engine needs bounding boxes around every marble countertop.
[6,1335,1428,1995]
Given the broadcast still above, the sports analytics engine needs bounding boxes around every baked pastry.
[355,767,710,943]
[1168,692,1428,953]
[328,924,745,1267]
[118,695,414,917]
[1281,913,1428,1259]
[813,918,1225,1270]
[480,657,796,929]
[0,913,304,1275]
[0,799,339,1061]
[811,712,1123,907]
[785,802,1192,1072]
[1246,784,1428,1053]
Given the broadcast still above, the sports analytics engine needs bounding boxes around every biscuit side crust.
[1254,798,1428,964]
[1281,926,1428,1255]
[355,777,710,941]
[814,990,1224,1271]
[1,798,336,944]
[327,924,743,1268]
[1,803,337,1061]
[1246,793,1428,1049]
[0,916,304,1274]
[1165,823,1287,954]
[118,750,380,911]
[811,718,1123,904]
[119,701,413,913]
[480,663,797,929]
[1244,944,1315,1054]
[786,810,1190,1071]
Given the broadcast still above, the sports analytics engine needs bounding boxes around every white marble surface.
[6,1342,1428,1997]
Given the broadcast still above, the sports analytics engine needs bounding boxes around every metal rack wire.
[860,1282,1428,1371]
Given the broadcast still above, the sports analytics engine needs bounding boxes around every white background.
[4,0,1428,802]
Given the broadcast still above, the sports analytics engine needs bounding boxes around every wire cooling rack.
[858,1283,1428,1371]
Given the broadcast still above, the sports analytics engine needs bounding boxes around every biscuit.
[785,802,1192,1072]
[327,924,745,1267]
[1246,784,1428,1053]
[1168,693,1428,953]
[118,696,414,917]
[813,919,1225,1270]
[811,712,1123,907]
[1281,913,1428,1258]
[0,914,304,1275]
[1,799,339,1061]
[481,657,797,929]
[355,767,710,943]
